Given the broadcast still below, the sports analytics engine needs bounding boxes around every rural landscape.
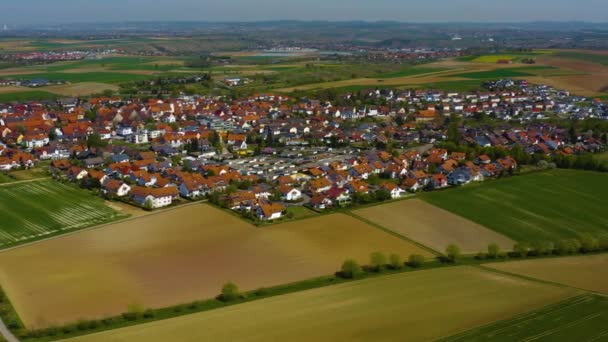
[0,2,608,342]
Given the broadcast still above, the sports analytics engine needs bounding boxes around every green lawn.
[285,205,318,219]
[422,169,608,242]
[0,180,126,246]
[441,295,608,342]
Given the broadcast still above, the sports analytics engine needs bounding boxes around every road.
[0,317,19,342]
[0,177,50,187]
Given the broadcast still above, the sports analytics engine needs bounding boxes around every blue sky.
[4,0,607,24]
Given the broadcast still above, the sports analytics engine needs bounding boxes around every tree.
[340,259,362,279]
[143,198,153,211]
[513,242,529,257]
[407,254,425,268]
[86,133,108,149]
[369,252,387,272]
[445,244,461,262]
[219,282,240,302]
[530,241,553,256]
[487,243,501,259]
[580,234,599,253]
[389,253,403,270]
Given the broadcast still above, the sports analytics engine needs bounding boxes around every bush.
[76,320,89,331]
[512,242,529,257]
[254,287,269,296]
[600,236,608,250]
[340,259,362,279]
[580,234,599,253]
[475,252,486,260]
[219,282,240,302]
[530,241,553,256]
[407,254,425,268]
[369,252,387,272]
[143,309,156,318]
[445,244,461,262]
[389,253,403,270]
[487,243,501,259]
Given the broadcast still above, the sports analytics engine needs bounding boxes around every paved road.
[0,317,19,342]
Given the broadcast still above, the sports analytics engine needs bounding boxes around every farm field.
[43,82,119,96]
[422,169,608,242]
[441,295,608,342]
[0,180,125,246]
[352,199,514,253]
[60,266,580,342]
[485,254,608,295]
[0,204,430,328]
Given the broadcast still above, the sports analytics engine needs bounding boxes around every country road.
[0,177,50,187]
[0,317,19,342]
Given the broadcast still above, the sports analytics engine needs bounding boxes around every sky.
[4,0,608,25]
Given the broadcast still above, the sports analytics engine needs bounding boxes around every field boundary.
[437,294,603,342]
[6,250,608,341]
[0,199,205,254]
[346,211,441,255]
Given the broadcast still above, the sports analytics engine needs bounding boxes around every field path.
[0,177,50,187]
[0,317,19,342]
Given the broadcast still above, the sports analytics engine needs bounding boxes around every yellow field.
[61,266,580,342]
[0,204,429,328]
[472,55,519,63]
[353,199,514,253]
[486,254,608,294]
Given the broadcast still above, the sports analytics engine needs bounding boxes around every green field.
[422,169,608,242]
[451,66,555,79]
[60,266,579,342]
[557,51,608,66]
[441,295,608,342]
[0,91,57,102]
[3,72,153,84]
[0,180,126,246]
[376,67,449,78]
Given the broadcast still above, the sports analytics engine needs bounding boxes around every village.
[0,79,605,222]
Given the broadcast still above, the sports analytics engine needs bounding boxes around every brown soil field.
[0,86,28,94]
[62,266,580,342]
[44,82,118,96]
[527,56,608,96]
[46,82,118,96]
[353,199,514,254]
[0,68,45,77]
[0,203,429,328]
[486,254,608,294]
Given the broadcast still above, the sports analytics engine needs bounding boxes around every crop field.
[43,82,119,96]
[441,295,608,342]
[353,199,514,253]
[61,266,579,342]
[0,180,124,246]
[423,169,608,242]
[486,254,608,295]
[0,204,429,328]
[0,90,57,102]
